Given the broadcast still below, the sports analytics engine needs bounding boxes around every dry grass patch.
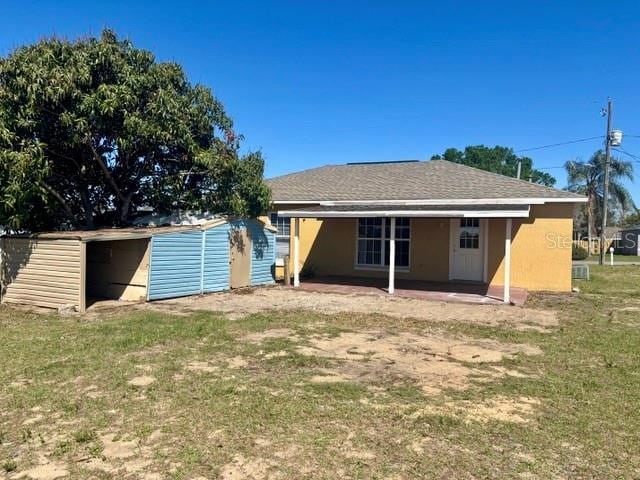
[293,329,540,395]
[2,267,640,478]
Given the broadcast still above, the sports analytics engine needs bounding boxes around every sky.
[1,1,640,201]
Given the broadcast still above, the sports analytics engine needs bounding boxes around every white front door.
[450,218,484,282]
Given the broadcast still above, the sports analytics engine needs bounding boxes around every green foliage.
[2,460,17,473]
[619,211,640,228]
[431,145,556,187]
[565,150,636,235]
[0,30,271,231]
[572,244,588,260]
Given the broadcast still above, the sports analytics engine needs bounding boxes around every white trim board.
[273,197,587,206]
[277,208,530,218]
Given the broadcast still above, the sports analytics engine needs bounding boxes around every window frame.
[354,218,411,271]
[269,212,291,266]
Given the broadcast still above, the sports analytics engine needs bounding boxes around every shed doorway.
[86,239,150,303]
[230,227,251,288]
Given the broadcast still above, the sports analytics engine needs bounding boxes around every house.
[0,218,276,312]
[267,159,587,302]
[617,226,640,256]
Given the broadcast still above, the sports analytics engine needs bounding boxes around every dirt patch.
[412,396,540,424]
[298,330,539,394]
[227,356,248,369]
[13,461,69,480]
[100,433,138,460]
[219,453,273,479]
[150,287,558,331]
[127,376,156,387]
[241,328,298,343]
[185,361,219,373]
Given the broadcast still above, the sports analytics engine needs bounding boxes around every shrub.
[572,244,589,260]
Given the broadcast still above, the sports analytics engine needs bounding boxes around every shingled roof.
[268,160,585,203]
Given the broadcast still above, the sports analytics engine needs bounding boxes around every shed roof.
[3,219,234,242]
[268,160,586,204]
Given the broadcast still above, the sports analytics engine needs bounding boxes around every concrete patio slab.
[294,276,528,306]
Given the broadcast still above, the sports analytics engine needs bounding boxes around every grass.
[0,268,639,478]
[587,254,640,262]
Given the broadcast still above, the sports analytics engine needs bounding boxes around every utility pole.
[599,98,613,266]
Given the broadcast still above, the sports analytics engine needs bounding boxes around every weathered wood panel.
[1,238,82,310]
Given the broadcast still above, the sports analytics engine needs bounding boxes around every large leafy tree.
[565,150,635,236]
[431,145,556,187]
[0,30,270,231]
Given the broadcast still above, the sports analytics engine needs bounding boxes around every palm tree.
[565,150,635,245]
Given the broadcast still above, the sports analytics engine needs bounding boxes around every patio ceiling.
[277,204,531,218]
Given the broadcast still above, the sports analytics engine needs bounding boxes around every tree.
[620,211,640,228]
[565,150,635,237]
[431,145,556,187]
[0,30,271,231]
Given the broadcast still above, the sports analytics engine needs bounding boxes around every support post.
[503,218,512,304]
[293,218,300,287]
[388,217,396,294]
[600,98,613,265]
[79,241,87,313]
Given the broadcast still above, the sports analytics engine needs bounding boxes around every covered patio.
[279,204,525,304]
[293,276,528,305]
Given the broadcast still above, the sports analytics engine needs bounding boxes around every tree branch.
[87,137,127,203]
[40,181,74,221]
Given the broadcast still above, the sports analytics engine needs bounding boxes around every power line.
[613,147,640,162]
[515,135,604,153]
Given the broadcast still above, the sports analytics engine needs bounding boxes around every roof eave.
[273,197,587,206]
[278,207,531,219]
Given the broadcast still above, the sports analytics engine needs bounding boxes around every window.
[270,213,290,263]
[459,218,480,249]
[357,218,410,268]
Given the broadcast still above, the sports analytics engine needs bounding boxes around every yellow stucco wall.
[277,202,575,292]
[486,203,574,292]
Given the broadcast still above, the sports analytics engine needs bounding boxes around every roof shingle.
[267,160,584,202]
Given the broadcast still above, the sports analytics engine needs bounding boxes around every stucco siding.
[1,238,82,309]
[148,231,203,300]
[285,202,575,292]
[487,203,574,292]
[290,217,451,282]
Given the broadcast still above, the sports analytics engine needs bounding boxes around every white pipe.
[293,218,300,287]
[388,218,396,294]
[504,219,512,303]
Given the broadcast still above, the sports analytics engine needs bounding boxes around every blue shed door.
[148,231,203,300]
[203,224,231,293]
[248,221,276,286]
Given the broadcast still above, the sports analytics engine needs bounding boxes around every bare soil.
[148,286,558,331]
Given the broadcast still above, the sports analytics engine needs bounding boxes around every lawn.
[1,267,639,479]
[587,254,640,263]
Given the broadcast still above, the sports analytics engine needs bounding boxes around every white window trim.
[269,212,290,266]
[353,218,411,271]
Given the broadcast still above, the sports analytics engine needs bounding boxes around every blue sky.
[2,1,640,201]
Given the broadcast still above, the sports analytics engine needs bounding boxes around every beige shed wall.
[1,238,82,309]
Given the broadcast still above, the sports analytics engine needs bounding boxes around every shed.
[0,218,276,312]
